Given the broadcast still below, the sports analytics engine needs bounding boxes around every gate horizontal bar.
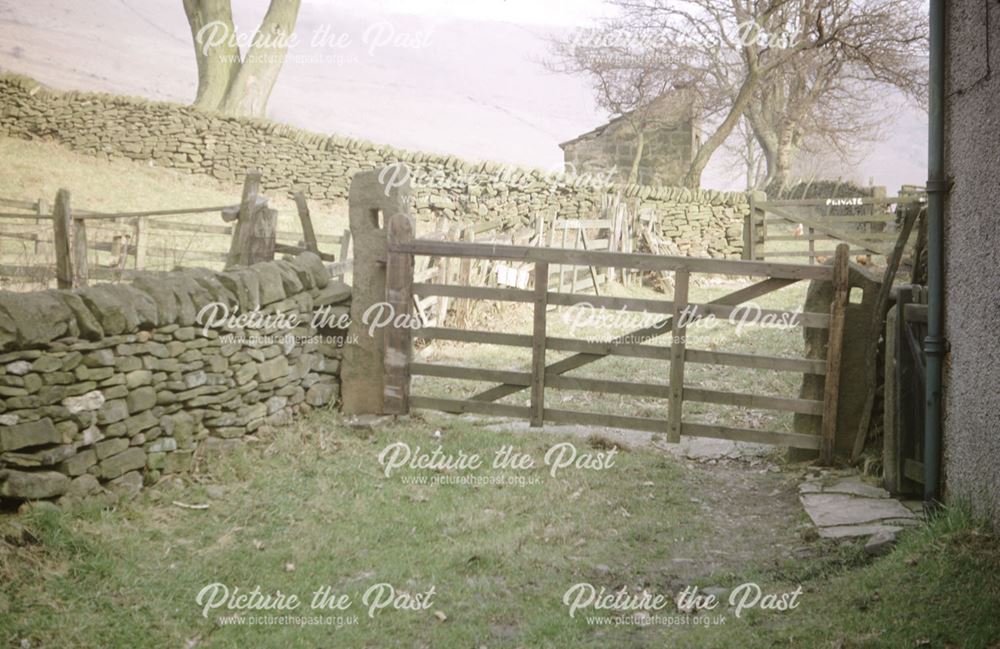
[545,374,669,398]
[391,240,833,281]
[410,395,531,419]
[411,362,531,386]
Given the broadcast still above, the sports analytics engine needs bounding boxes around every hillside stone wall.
[0,252,349,507]
[0,74,748,259]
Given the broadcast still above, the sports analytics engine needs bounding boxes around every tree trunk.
[627,130,645,185]
[183,0,241,111]
[682,71,760,190]
[184,0,301,117]
[218,0,302,117]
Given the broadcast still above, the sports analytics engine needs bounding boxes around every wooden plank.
[530,262,549,426]
[684,387,824,415]
[149,220,233,235]
[667,270,690,443]
[903,303,928,324]
[274,242,336,262]
[292,192,319,253]
[63,205,236,220]
[683,422,821,450]
[820,243,850,464]
[52,189,73,289]
[411,362,531,386]
[392,239,833,281]
[545,408,669,434]
[759,196,919,207]
[410,395,531,419]
[72,217,89,288]
[546,336,671,360]
[383,212,415,414]
[225,170,261,269]
[416,327,533,348]
[413,282,534,304]
[903,458,925,484]
[546,374,668,398]
[134,216,149,270]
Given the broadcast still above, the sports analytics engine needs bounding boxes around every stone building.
[941,1,1000,527]
[559,89,699,186]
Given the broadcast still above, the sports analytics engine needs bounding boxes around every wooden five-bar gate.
[380,211,851,463]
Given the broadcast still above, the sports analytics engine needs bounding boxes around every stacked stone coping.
[0,73,748,259]
[0,252,349,507]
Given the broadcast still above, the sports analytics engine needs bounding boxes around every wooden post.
[132,216,148,271]
[384,212,415,415]
[530,261,549,427]
[457,228,474,324]
[72,216,89,288]
[52,189,73,289]
[820,243,850,464]
[743,199,755,261]
[35,197,47,255]
[292,191,319,253]
[246,205,277,265]
[808,226,816,264]
[667,269,690,443]
[225,170,262,269]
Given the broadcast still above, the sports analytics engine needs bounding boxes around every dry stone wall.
[0,74,748,259]
[0,252,348,507]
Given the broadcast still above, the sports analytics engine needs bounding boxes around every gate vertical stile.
[530,261,549,427]
[383,212,415,416]
[667,269,690,443]
[819,243,850,464]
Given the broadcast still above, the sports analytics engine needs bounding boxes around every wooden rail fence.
[0,171,352,288]
[382,211,850,462]
[744,194,924,263]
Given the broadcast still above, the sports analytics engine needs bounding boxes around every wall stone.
[0,252,349,507]
[0,74,749,259]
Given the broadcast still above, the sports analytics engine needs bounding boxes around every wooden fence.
[383,211,851,462]
[0,171,351,289]
[408,195,653,328]
[744,194,924,263]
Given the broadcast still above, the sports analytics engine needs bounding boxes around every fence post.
[52,189,73,289]
[341,166,412,415]
[35,197,46,255]
[667,269,690,443]
[134,216,148,270]
[73,216,89,287]
[384,212,415,415]
[820,243,850,464]
[225,170,262,269]
[530,261,549,427]
[292,191,319,254]
[743,199,755,261]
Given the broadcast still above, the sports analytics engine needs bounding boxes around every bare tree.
[552,0,927,190]
[183,0,301,117]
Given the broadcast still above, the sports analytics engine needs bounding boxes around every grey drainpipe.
[924,0,947,506]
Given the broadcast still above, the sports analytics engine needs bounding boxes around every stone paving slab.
[799,477,920,539]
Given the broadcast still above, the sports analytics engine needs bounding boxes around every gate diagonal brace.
[470,277,796,403]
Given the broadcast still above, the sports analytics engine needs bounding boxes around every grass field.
[1,411,998,648]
